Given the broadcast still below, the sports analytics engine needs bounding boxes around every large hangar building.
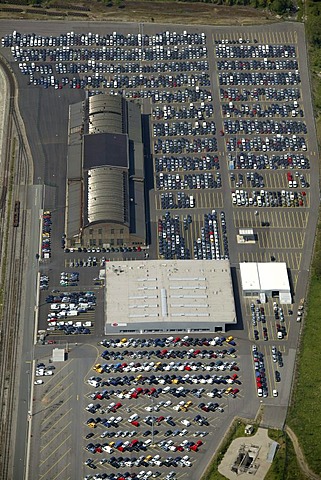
[104,259,237,334]
[65,94,146,248]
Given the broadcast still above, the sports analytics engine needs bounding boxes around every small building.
[240,262,292,304]
[237,228,256,244]
[52,348,65,362]
[104,259,237,334]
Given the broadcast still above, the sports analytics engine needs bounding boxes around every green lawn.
[287,247,321,475]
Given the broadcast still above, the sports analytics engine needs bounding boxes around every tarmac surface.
[0,18,318,480]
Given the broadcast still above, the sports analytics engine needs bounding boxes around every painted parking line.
[40,421,72,452]
[42,404,73,427]
[39,448,71,479]
[42,370,74,402]
[50,463,70,480]
[40,435,72,465]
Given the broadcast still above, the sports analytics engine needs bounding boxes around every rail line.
[0,55,31,480]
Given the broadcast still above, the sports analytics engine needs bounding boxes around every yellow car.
[227,336,234,342]
[225,387,233,395]
[88,422,96,428]
[93,364,103,373]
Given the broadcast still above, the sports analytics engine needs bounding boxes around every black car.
[275,371,281,382]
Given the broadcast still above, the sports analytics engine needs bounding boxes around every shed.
[52,348,65,362]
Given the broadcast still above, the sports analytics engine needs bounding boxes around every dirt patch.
[0,0,278,25]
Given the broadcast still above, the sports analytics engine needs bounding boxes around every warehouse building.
[65,94,146,248]
[239,262,292,304]
[104,259,237,334]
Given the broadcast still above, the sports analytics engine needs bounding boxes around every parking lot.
[2,19,318,480]
[28,333,289,480]
[2,23,317,279]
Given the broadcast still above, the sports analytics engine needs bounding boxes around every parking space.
[82,335,242,480]
[30,359,77,479]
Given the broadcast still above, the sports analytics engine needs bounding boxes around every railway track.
[0,56,31,480]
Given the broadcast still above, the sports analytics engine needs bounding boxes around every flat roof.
[83,132,128,170]
[258,263,289,291]
[105,260,236,327]
[240,262,290,292]
[239,263,260,290]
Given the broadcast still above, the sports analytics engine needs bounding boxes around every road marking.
[42,370,74,401]
[39,448,71,478]
[42,402,73,426]
[40,436,71,465]
[50,463,70,480]
[40,421,72,451]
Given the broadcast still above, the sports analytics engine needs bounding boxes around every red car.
[196,440,203,447]
[156,416,165,424]
[131,420,139,427]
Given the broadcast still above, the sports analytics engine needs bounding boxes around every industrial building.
[239,262,292,304]
[65,94,146,248]
[104,259,237,334]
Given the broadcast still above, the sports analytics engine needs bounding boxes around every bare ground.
[0,0,279,26]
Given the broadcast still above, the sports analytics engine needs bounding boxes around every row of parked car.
[223,119,307,135]
[152,102,213,121]
[93,359,238,375]
[155,154,220,173]
[153,119,216,137]
[222,101,303,119]
[87,370,239,389]
[217,59,298,71]
[232,189,306,208]
[230,171,264,188]
[220,86,300,102]
[88,384,235,403]
[42,211,52,259]
[215,43,296,58]
[226,136,307,153]
[157,172,221,190]
[193,211,229,261]
[40,274,49,291]
[228,152,309,170]
[154,137,217,155]
[99,335,233,349]
[3,30,206,48]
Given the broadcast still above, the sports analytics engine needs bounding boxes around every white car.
[34,379,43,385]
[272,389,278,397]
[181,419,191,427]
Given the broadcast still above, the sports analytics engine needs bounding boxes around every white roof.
[105,259,236,327]
[257,263,289,291]
[240,262,290,292]
[239,263,260,290]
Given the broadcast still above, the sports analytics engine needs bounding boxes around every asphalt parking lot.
[30,337,244,480]
[1,19,319,480]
